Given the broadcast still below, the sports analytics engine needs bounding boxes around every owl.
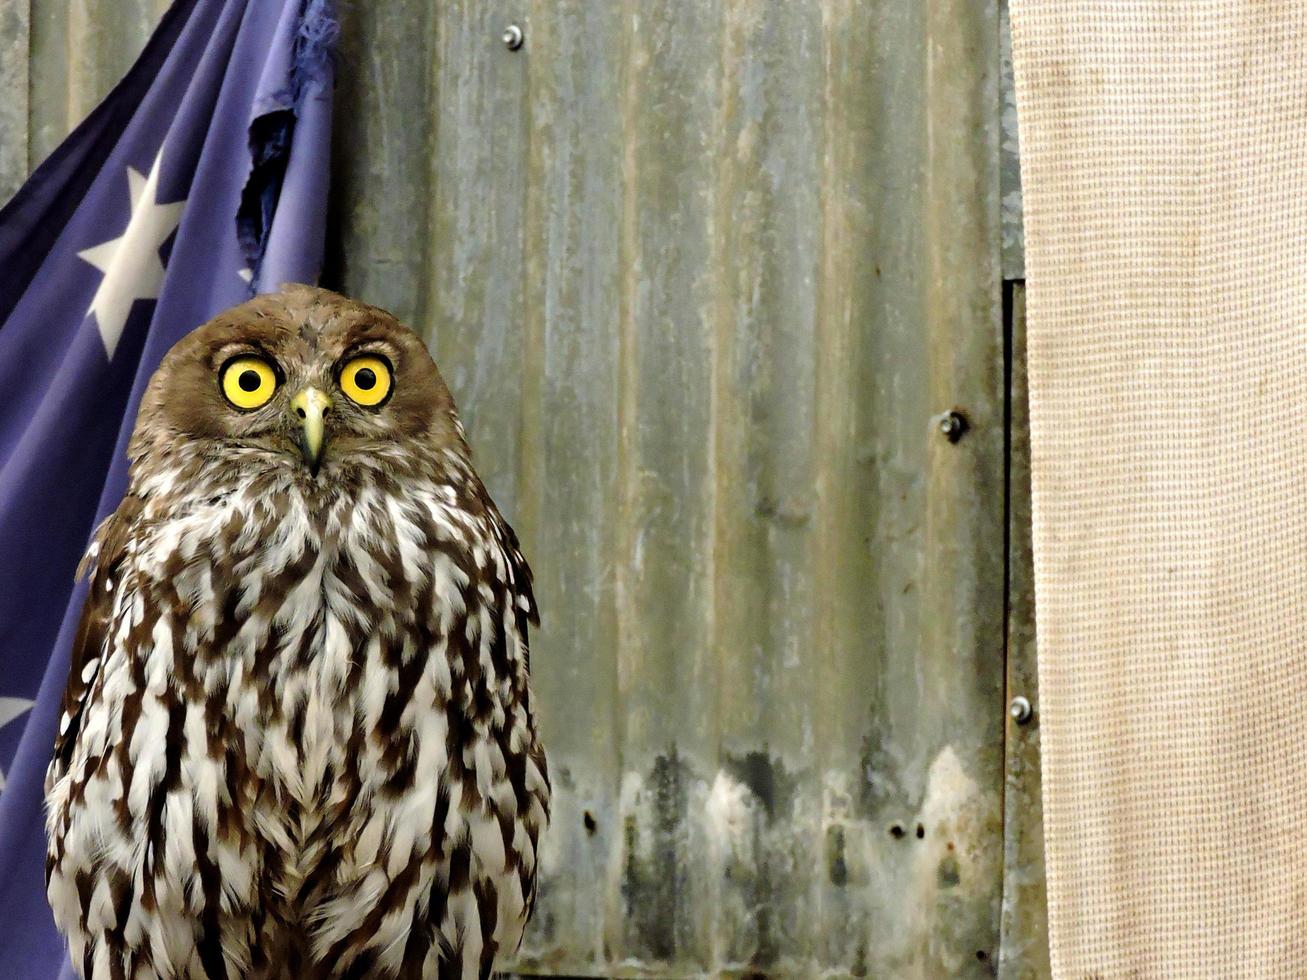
[44,285,550,980]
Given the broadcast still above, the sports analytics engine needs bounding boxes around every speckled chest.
[139,478,521,800]
[47,463,548,977]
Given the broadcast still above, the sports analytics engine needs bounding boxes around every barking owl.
[44,286,550,980]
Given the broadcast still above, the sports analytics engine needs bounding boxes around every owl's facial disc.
[135,286,468,485]
[289,387,333,476]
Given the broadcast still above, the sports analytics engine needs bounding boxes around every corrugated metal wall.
[0,1,1048,976]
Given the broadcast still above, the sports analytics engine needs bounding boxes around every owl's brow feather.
[209,340,284,373]
[333,339,399,371]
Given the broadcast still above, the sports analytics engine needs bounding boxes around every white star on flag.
[78,147,186,358]
[0,697,35,792]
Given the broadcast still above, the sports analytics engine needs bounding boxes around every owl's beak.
[289,387,332,476]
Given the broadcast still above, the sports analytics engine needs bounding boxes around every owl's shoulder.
[50,493,146,784]
[434,461,538,627]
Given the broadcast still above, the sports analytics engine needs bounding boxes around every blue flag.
[0,0,335,972]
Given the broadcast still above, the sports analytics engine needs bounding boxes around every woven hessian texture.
[1011,3,1307,976]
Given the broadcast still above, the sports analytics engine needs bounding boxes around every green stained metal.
[4,0,1047,975]
[0,0,30,202]
[26,0,170,167]
[999,0,1026,280]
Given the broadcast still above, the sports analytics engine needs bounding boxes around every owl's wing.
[51,494,143,775]
[489,513,550,929]
[498,516,539,626]
[491,514,540,688]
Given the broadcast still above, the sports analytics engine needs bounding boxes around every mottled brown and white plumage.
[44,285,550,979]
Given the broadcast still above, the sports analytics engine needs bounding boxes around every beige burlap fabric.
[1010,3,1307,976]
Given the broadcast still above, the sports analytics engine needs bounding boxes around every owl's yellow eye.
[220,356,278,410]
[338,355,392,407]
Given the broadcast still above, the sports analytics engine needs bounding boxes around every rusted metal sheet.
[997,283,1049,979]
[332,2,1010,974]
[4,0,1033,975]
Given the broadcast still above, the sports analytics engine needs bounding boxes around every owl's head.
[131,285,466,484]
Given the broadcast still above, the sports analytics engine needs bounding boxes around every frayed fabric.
[236,0,337,294]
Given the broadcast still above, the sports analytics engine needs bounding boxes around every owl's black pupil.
[355,368,377,390]
[237,370,262,393]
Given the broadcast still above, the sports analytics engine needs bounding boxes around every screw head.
[937,410,968,443]
[1009,695,1033,725]
[503,24,524,50]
